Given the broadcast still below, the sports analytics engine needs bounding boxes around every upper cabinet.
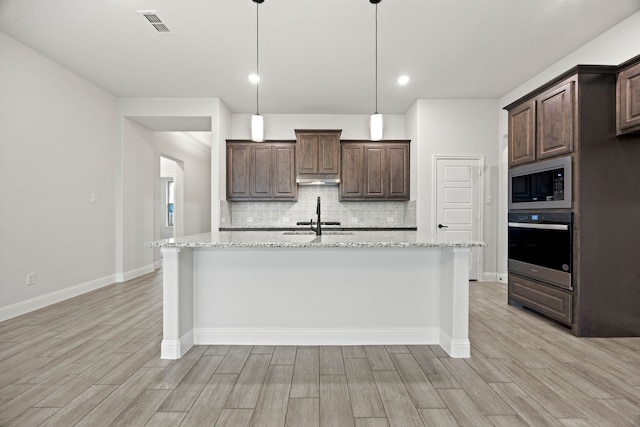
[508,99,536,166]
[226,140,297,201]
[507,77,575,167]
[536,79,575,160]
[295,130,341,181]
[340,141,410,201]
[617,55,640,135]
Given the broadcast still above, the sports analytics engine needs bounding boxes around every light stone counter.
[145,230,485,249]
[147,231,485,360]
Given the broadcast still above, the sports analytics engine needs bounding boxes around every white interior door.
[435,157,482,280]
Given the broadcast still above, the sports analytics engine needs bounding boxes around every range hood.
[296,178,340,186]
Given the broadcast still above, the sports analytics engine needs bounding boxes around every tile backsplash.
[220,186,416,229]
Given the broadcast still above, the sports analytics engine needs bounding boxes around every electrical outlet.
[91,193,98,203]
[351,217,359,223]
[247,217,254,223]
[26,273,36,286]
[282,217,289,222]
[387,217,395,223]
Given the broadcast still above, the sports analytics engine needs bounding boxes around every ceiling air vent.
[137,10,172,34]
[152,23,170,33]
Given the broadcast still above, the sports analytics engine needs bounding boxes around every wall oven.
[508,212,573,290]
[509,155,572,210]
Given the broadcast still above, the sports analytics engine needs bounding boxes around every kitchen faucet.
[296,196,340,236]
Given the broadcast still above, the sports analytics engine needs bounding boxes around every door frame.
[432,155,485,281]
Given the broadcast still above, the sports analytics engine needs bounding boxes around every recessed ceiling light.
[397,75,410,85]
[249,74,260,84]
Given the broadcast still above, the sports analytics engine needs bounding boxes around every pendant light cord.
[256,0,260,115]
[374,2,378,115]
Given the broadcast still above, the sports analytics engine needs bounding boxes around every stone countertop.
[145,230,486,249]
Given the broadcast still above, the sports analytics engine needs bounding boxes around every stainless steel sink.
[283,231,354,236]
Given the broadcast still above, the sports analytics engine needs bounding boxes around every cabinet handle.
[438,224,448,229]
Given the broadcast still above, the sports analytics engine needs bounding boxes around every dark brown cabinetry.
[340,141,410,201]
[537,79,574,160]
[505,65,640,337]
[507,78,575,166]
[226,140,296,201]
[508,99,536,166]
[617,54,640,135]
[508,274,572,326]
[295,130,341,181]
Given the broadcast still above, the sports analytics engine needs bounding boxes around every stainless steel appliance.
[508,212,573,290]
[509,155,572,210]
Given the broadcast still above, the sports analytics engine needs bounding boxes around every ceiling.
[1,0,640,116]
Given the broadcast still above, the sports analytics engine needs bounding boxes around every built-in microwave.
[509,155,572,210]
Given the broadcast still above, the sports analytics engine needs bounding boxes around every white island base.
[160,245,471,359]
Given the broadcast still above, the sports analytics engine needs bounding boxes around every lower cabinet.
[508,274,572,326]
[226,141,297,201]
[340,141,410,201]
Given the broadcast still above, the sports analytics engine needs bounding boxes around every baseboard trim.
[482,272,497,282]
[439,331,470,358]
[193,327,440,346]
[480,272,509,284]
[161,330,194,359]
[115,264,155,283]
[0,274,117,322]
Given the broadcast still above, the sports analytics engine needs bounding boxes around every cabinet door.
[508,99,536,166]
[250,145,273,199]
[617,61,640,134]
[296,130,341,179]
[227,144,251,200]
[387,144,410,199]
[364,145,386,198]
[273,145,297,199]
[340,144,364,199]
[318,134,340,175]
[537,79,574,160]
[297,134,319,175]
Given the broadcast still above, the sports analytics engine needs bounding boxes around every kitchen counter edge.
[145,231,486,249]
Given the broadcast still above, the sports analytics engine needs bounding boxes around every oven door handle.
[508,222,569,231]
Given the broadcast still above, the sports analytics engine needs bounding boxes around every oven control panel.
[508,212,572,224]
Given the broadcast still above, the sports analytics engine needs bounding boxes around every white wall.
[412,99,500,280]
[0,32,119,318]
[404,102,420,204]
[230,114,406,140]
[212,99,232,230]
[120,119,156,279]
[495,11,640,280]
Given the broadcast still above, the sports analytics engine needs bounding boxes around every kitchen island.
[145,230,484,359]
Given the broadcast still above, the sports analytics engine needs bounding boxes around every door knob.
[438,224,448,229]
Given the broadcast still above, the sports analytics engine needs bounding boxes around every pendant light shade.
[251,0,265,142]
[369,0,383,141]
[370,113,383,141]
[251,114,264,142]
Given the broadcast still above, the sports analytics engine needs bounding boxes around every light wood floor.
[1,270,639,427]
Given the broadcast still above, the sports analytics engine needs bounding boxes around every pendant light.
[370,0,383,141]
[251,0,265,142]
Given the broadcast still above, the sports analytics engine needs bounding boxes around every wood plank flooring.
[1,270,639,426]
